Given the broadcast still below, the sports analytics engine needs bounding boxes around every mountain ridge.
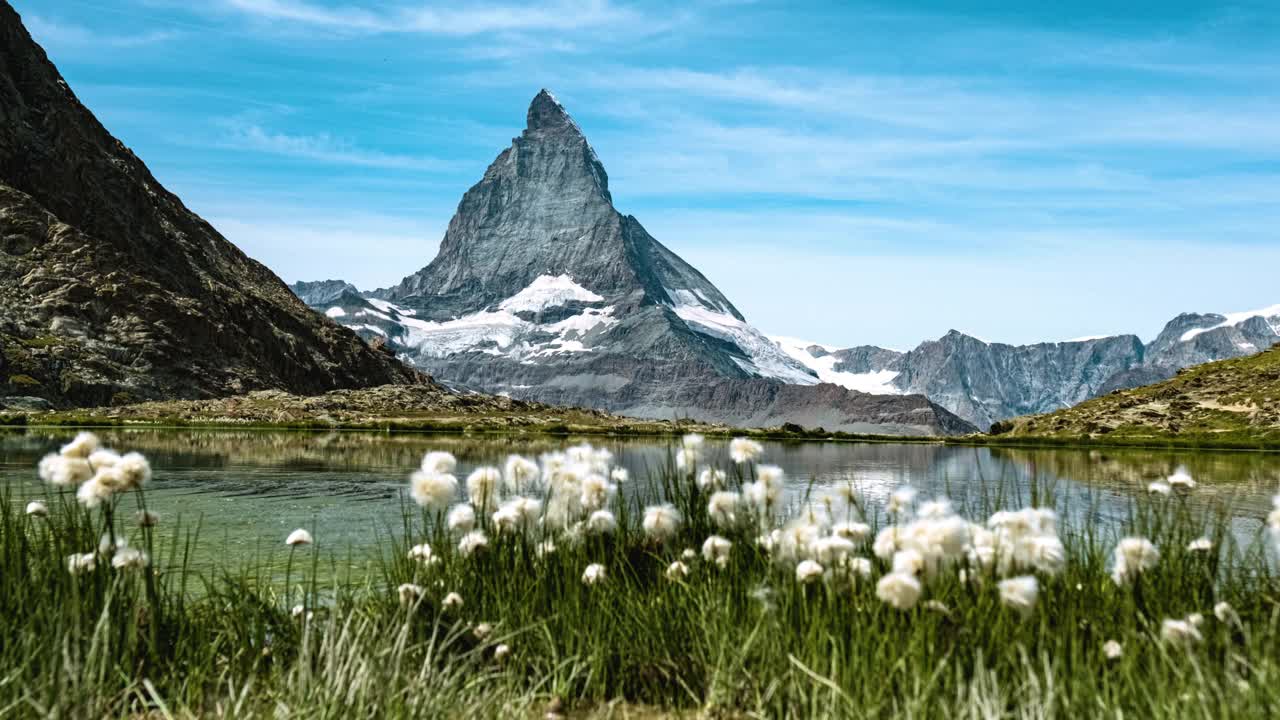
[775,304,1279,429]
[0,1,424,408]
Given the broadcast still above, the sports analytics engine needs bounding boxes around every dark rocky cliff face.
[298,90,975,436]
[0,2,422,408]
[887,332,1147,430]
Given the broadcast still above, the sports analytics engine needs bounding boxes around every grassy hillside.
[986,344,1280,449]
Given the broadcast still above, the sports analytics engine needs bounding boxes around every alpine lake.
[3,427,1277,575]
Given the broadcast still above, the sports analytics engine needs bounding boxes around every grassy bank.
[4,433,1280,718]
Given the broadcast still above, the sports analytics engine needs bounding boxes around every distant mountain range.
[774,305,1280,429]
[0,2,422,409]
[292,91,973,436]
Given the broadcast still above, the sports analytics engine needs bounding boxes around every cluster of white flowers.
[1111,537,1160,585]
[34,433,156,576]
[37,432,152,510]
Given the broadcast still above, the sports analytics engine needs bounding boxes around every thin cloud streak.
[222,0,642,35]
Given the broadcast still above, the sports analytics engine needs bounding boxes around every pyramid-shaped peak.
[526,89,578,132]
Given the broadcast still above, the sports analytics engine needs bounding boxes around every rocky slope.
[0,2,422,410]
[777,306,1279,430]
[990,344,1280,446]
[295,91,973,436]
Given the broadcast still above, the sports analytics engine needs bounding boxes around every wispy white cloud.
[222,0,641,35]
[24,14,180,48]
[218,120,456,171]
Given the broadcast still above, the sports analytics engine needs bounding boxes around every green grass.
[3,437,1280,718]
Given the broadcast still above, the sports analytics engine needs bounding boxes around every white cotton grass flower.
[447,504,476,533]
[997,576,1039,618]
[38,454,93,487]
[729,437,763,464]
[1147,481,1171,496]
[111,547,148,570]
[581,563,607,585]
[707,491,741,528]
[744,465,785,514]
[795,559,824,584]
[285,529,313,547]
[60,432,100,459]
[665,561,690,581]
[578,474,616,513]
[115,452,151,489]
[675,447,700,471]
[681,433,705,450]
[1112,537,1159,585]
[473,622,494,641]
[811,536,857,567]
[1160,617,1203,646]
[702,535,732,569]
[1214,601,1240,626]
[503,455,540,493]
[493,497,541,535]
[876,572,922,610]
[832,521,872,544]
[642,504,682,542]
[398,583,425,606]
[410,471,457,510]
[1167,467,1196,492]
[887,486,917,515]
[75,477,111,509]
[924,600,950,614]
[493,643,512,663]
[535,540,557,558]
[872,527,901,561]
[442,592,464,610]
[848,557,873,581]
[25,501,48,517]
[586,509,618,534]
[420,451,457,475]
[407,543,438,566]
[135,510,159,527]
[87,449,122,472]
[892,549,925,576]
[99,532,126,556]
[66,552,96,575]
[1187,537,1213,552]
[466,467,502,511]
[291,604,313,621]
[610,467,629,484]
[1103,640,1123,660]
[698,468,727,492]
[458,530,489,557]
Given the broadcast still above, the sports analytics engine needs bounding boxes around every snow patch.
[498,274,603,313]
[771,336,903,395]
[325,307,346,318]
[1179,304,1280,342]
[670,304,817,384]
[1064,335,1111,343]
[368,298,416,317]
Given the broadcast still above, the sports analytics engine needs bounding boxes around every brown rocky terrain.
[0,1,422,411]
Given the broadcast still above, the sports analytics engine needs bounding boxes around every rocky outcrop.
[0,2,422,408]
[888,331,1146,430]
[298,90,974,436]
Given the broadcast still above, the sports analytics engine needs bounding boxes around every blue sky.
[14,0,1280,349]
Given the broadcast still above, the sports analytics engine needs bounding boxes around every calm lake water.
[3,428,1278,568]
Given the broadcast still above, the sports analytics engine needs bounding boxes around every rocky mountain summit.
[777,306,1279,430]
[296,90,973,436]
[0,3,422,409]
